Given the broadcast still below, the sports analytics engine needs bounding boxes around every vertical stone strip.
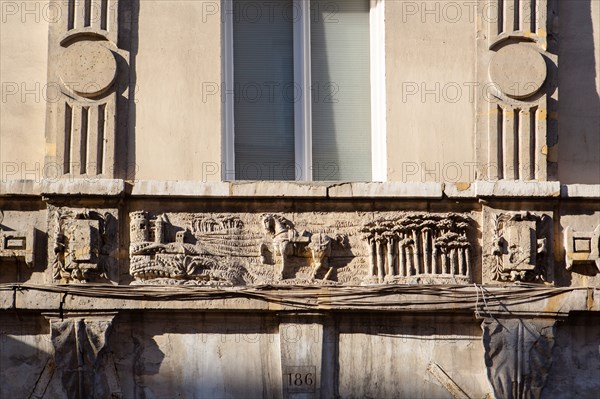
[45,0,131,179]
[279,316,332,399]
[477,0,557,181]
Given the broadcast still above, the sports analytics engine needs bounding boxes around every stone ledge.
[39,179,126,196]
[230,181,328,197]
[475,180,561,197]
[0,179,42,196]
[0,284,593,317]
[327,182,443,198]
[130,180,230,197]
[560,184,600,198]
[444,182,477,198]
[3,180,597,200]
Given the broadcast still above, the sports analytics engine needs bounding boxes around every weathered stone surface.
[483,209,553,283]
[128,210,475,286]
[231,181,328,197]
[130,180,230,197]
[482,318,556,399]
[328,182,443,198]
[48,206,119,284]
[561,184,600,198]
[57,41,117,98]
[475,181,561,197]
[489,44,547,99]
[40,179,125,196]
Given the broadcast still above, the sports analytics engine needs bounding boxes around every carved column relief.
[483,209,553,283]
[45,0,130,178]
[477,0,557,181]
[482,318,556,399]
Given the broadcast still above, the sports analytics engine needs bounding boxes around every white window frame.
[222,0,387,181]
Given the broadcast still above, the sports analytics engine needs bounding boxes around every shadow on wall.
[0,313,52,398]
[542,313,600,398]
[558,0,600,184]
[121,0,139,181]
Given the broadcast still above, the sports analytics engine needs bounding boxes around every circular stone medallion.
[58,41,117,98]
[489,45,547,99]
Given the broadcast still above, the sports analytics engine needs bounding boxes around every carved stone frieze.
[483,211,552,283]
[48,206,118,283]
[360,213,473,284]
[564,225,600,272]
[129,211,474,286]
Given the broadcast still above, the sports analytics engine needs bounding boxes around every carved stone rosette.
[483,210,553,283]
[45,0,131,178]
[476,0,557,181]
[48,206,118,283]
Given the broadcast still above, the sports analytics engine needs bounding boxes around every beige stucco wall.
[1,1,598,184]
[132,0,222,182]
[0,0,48,183]
[385,0,476,183]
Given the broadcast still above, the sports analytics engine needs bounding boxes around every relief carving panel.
[128,211,475,286]
[48,206,118,283]
[483,210,553,283]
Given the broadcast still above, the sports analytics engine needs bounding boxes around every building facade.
[0,0,599,397]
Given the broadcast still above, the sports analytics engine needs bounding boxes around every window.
[223,0,386,181]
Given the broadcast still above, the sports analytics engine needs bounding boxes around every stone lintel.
[1,285,594,317]
[2,180,598,200]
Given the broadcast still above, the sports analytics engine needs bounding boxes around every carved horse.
[261,214,333,280]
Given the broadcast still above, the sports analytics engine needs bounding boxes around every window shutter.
[233,0,295,180]
[311,0,372,181]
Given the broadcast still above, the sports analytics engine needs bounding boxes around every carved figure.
[261,214,335,280]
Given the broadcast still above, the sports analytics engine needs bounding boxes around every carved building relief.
[48,206,118,283]
[129,211,475,286]
[564,225,600,272]
[45,0,131,178]
[477,0,557,181]
[483,210,552,283]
